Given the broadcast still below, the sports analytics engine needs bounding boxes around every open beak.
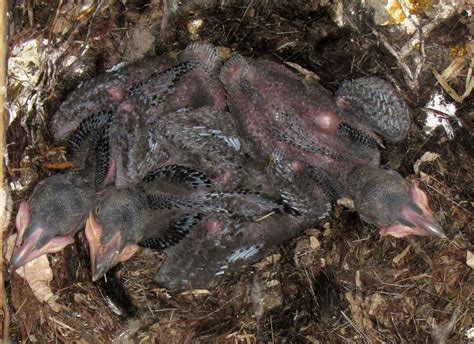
[10,201,74,271]
[380,183,444,238]
[85,212,138,281]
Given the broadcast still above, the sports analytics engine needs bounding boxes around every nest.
[2,0,473,341]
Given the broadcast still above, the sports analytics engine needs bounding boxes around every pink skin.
[104,159,117,186]
[221,57,374,172]
[379,183,444,238]
[14,201,30,249]
[118,100,134,113]
[312,110,341,133]
[290,160,306,172]
[11,201,74,270]
[107,87,125,103]
[204,219,224,235]
[214,169,234,186]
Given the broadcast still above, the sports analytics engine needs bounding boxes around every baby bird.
[11,42,227,270]
[156,210,311,291]
[84,104,287,280]
[219,54,443,238]
[11,172,95,270]
[10,118,111,270]
[86,164,283,281]
[51,42,226,142]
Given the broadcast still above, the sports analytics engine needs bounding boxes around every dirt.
[3,0,473,342]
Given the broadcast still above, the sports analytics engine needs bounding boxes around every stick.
[0,0,9,340]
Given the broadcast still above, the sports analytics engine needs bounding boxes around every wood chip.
[337,197,355,210]
[466,250,474,269]
[393,244,411,265]
[309,236,320,250]
[414,151,440,175]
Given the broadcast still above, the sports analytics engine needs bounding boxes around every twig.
[0,0,9,341]
[80,0,104,56]
[2,291,9,344]
[48,315,80,333]
[391,313,405,343]
[340,310,370,343]
[424,180,473,217]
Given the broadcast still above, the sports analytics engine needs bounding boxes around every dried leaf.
[393,245,411,265]
[309,236,320,250]
[466,251,474,269]
[6,234,64,312]
[414,151,440,175]
[337,197,355,210]
[433,68,461,102]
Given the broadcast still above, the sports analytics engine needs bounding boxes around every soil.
[3,0,473,342]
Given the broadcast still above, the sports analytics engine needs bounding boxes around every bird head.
[85,188,145,281]
[349,167,444,238]
[11,173,93,270]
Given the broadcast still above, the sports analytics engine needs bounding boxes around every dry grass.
[0,0,9,340]
[2,0,473,342]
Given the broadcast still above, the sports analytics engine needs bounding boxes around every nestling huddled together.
[11,42,443,291]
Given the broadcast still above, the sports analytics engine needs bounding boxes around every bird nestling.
[220,53,443,238]
[85,164,284,281]
[11,42,228,270]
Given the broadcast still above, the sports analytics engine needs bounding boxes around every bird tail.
[180,42,221,72]
[335,77,410,142]
[219,53,252,86]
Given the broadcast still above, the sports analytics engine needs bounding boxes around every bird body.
[11,42,228,269]
[87,174,287,283]
[157,210,308,291]
[85,106,290,282]
[219,54,442,239]
[12,43,443,291]
[51,42,226,142]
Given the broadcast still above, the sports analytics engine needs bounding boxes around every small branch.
[0,0,9,341]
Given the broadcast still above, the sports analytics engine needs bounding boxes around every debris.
[466,326,474,340]
[467,251,474,269]
[180,289,211,298]
[253,253,281,270]
[366,0,417,33]
[8,38,45,125]
[423,92,459,139]
[431,305,461,344]
[337,197,354,210]
[433,42,473,102]
[187,18,204,39]
[344,292,377,342]
[6,234,64,312]
[43,161,73,170]
[413,152,440,175]
[251,277,283,320]
[122,18,157,62]
[294,236,321,269]
[309,236,320,250]
[392,244,411,265]
[285,61,320,81]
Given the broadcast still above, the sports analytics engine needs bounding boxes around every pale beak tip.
[425,222,445,238]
